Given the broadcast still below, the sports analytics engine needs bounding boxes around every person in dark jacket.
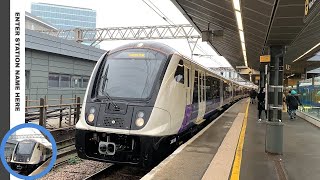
[250,89,257,104]
[257,88,266,122]
[286,90,302,120]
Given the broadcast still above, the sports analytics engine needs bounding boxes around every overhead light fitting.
[241,42,246,51]
[292,42,320,62]
[239,31,245,42]
[233,0,241,11]
[232,0,247,67]
[235,11,243,30]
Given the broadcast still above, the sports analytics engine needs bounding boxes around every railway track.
[51,127,78,169]
[84,164,151,180]
[50,127,75,143]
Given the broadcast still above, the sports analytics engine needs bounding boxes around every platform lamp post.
[265,46,285,155]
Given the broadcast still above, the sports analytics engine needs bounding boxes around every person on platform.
[257,88,266,122]
[249,89,257,104]
[286,90,302,120]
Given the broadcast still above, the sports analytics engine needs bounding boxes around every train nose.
[98,142,116,155]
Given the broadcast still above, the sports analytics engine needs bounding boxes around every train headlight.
[26,158,30,162]
[135,117,145,127]
[87,107,96,123]
[137,111,145,118]
[89,107,95,114]
[14,157,16,161]
[88,114,95,122]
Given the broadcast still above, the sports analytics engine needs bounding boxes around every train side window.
[174,60,184,84]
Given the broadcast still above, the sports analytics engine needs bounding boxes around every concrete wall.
[25,29,106,106]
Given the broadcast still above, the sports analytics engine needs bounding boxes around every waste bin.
[265,121,284,154]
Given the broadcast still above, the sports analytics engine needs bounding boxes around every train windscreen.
[15,141,36,155]
[98,49,167,99]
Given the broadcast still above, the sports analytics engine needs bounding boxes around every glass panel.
[82,76,89,88]
[193,70,199,104]
[25,70,30,89]
[72,76,81,88]
[60,74,71,88]
[98,49,166,99]
[48,73,59,87]
[174,60,184,83]
[16,141,36,155]
[297,77,320,121]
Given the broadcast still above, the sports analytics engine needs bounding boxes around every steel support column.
[265,45,285,154]
[259,63,266,89]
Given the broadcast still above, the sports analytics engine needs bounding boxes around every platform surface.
[143,99,247,180]
[142,99,320,180]
[240,102,320,180]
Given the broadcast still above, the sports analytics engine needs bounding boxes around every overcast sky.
[24,0,231,67]
[11,127,51,146]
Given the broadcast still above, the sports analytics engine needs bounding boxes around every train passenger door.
[196,71,205,124]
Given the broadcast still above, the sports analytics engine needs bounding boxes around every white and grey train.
[75,42,250,166]
[10,139,52,173]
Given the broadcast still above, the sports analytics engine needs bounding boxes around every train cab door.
[184,63,191,106]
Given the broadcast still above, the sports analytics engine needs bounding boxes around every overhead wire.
[141,0,223,67]
[141,0,175,25]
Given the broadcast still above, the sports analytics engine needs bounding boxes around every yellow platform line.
[230,101,250,180]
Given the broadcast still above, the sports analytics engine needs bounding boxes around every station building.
[25,13,105,105]
[31,3,97,46]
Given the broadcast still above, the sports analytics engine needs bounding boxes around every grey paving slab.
[241,104,320,180]
[240,104,278,180]
[282,115,320,180]
[150,99,247,180]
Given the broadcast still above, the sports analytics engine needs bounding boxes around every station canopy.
[171,0,320,73]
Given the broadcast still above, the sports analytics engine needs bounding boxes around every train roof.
[109,41,252,88]
[17,138,52,149]
[109,41,178,55]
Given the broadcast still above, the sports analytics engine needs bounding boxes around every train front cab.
[75,43,250,167]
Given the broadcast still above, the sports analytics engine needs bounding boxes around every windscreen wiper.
[98,65,119,109]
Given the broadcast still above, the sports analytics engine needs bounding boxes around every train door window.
[199,72,202,102]
[213,77,220,99]
[202,73,205,102]
[187,68,190,87]
[192,70,198,104]
[203,73,206,101]
[174,60,184,84]
[206,76,211,100]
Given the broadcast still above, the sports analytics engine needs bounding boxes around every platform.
[141,98,320,180]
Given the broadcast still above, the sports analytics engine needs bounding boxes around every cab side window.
[174,60,184,84]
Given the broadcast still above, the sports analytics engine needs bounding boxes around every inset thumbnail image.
[1,124,57,179]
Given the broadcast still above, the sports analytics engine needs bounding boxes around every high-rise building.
[31,3,97,46]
